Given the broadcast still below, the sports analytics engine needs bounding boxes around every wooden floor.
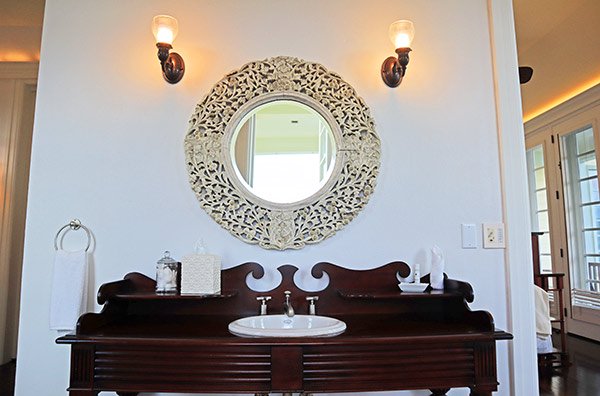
[0,334,599,396]
[539,334,600,396]
[0,359,15,396]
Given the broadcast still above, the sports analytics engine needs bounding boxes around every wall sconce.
[152,15,185,84]
[381,20,415,87]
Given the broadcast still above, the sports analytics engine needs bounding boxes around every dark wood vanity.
[57,262,512,395]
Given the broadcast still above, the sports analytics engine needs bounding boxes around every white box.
[180,253,221,295]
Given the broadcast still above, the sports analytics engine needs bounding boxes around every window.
[562,126,600,307]
[526,145,553,273]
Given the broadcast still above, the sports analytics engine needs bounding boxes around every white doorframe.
[488,1,539,394]
[0,62,38,364]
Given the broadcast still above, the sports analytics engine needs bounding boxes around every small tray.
[398,282,428,293]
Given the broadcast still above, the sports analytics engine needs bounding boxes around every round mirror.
[230,100,337,204]
[185,56,380,250]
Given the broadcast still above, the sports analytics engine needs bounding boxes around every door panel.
[526,133,570,332]
[553,112,600,338]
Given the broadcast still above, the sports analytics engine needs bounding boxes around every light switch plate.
[483,223,505,248]
[461,223,477,248]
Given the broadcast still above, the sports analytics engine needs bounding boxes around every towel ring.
[54,219,92,252]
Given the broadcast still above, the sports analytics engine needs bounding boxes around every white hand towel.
[49,250,89,331]
[430,245,445,290]
[534,285,552,337]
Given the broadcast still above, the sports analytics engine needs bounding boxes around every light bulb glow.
[388,20,415,49]
[152,15,178,45]
[156,27,174,44]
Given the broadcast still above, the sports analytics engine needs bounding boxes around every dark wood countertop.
[57,313,511,346]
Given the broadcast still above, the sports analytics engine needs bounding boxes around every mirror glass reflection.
[231,100,337,204]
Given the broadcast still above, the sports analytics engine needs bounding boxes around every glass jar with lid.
[156,251,178,293]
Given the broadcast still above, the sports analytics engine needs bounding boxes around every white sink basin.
[228,314,346,337]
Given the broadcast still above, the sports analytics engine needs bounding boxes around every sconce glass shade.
[388,20,415,49]
[152,15,179,45]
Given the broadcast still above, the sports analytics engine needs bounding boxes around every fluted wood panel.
[70,346,94,388]
[93,345,271,392]
[473,342,498,389]
[303,344,475,392]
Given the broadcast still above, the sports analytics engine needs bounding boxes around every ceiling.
[0,0,45,61]
[0,0,45,26]
[0,0,598,121]
[513,0,600,121]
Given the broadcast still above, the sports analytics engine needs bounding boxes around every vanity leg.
[469,387,492,396]
[429,388,450,395]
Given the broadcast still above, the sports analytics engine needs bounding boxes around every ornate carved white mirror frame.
[184,56,380,250]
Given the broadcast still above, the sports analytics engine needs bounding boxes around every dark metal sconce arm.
[381,47,411,88]
[156,43,185,84]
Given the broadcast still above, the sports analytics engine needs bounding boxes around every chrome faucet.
[283,290,295,317]
[306,296,319,315]
[256,296,271,315]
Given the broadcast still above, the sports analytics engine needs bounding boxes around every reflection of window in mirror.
[231,100,336,204]
[319,120,334,180]
[254,153,320,202]
[234,115,255,185]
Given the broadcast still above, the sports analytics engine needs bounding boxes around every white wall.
[16,0,528,395]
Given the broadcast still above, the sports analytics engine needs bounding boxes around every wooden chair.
[531,232,569,372]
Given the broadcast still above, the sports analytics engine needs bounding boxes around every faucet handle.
[306,296,319,315]
[256,296,271,315]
